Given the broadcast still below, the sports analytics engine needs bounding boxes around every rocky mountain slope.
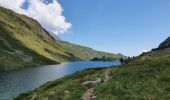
[0,6,123,70]
[159,36,170,49]
[139,36,170,59]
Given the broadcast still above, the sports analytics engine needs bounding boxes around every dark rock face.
[141,36,170,58]
[159,36,170,49]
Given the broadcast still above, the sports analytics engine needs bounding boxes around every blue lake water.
[0,61,120,100]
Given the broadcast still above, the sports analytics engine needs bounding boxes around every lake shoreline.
[0,61,120,100]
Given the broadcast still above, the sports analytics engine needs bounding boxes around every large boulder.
[82,78,103,87]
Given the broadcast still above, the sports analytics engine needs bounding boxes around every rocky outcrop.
[159,36,170,49]
[141,36,170,59]
[82,78,103,87]
[13,50,33,63]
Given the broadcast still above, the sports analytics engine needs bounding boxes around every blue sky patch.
[20,0,29,10]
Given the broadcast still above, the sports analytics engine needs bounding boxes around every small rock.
[91,96,96,99]
[65,91,69,94]
[31,94,37,100]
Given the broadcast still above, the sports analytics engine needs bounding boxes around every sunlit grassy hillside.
[0,6,79,69]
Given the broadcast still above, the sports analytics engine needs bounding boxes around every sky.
[0,0,170,56]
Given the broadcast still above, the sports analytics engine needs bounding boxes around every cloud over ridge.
[0,0,72,35]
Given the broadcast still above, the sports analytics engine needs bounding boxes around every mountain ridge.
[0,6,124,70]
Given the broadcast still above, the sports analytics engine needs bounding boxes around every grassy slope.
[15,55,170,100]
[0,21,59,70]
[56,41,125,60]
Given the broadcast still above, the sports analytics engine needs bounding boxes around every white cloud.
[0,0,25,13]
[139,49,148,54]
[0,0,72,35]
